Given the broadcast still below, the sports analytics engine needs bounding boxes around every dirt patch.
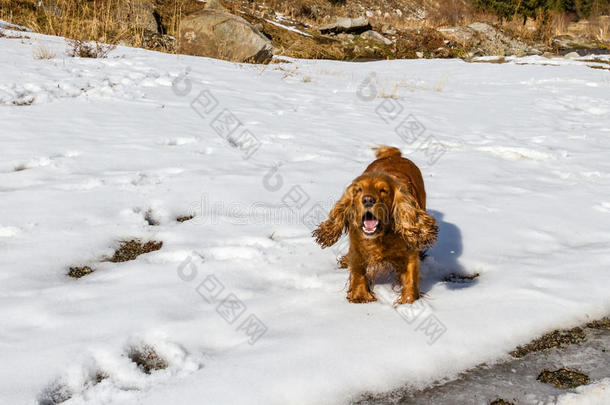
[109,240,163,263]
[443,272,480,282]
[537,368,590,388]
[128,345,168,374]
[587,318,610,330]
[176,215,194,223]
[67,266,94,279]
[510,326,586,358]
[490,400,514,405]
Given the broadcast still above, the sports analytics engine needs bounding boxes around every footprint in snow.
[12,151,80,172]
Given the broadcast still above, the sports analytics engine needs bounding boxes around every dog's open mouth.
[361,212,380,236]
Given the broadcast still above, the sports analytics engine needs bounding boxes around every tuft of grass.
[67,266,94,278]
[377,83,401,99]
[33,42,55,59]
[176,215,194,222]
[128,345,168,374]
[66,38,115,58]
[510,326,586,358]
[109,239,163,262]
[537,368,590,388]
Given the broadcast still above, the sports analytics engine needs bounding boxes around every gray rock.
[115,0,159,34]
[204,0,227,11]
[336,33,355,42]
[360,30,392,46]
[552,34,601,50]
[179,9,273,63]
[319,17,371,35]
[564,51,580,59]
[433,47,452,58]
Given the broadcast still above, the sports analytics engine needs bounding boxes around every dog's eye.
[380,188,388,194]
[356,188,362,193]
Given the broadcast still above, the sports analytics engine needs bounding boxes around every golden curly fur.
[313,146,438,304]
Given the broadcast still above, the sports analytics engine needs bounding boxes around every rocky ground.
[1,0,608,62]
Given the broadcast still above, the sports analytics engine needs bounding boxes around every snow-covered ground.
[1,28,609,405]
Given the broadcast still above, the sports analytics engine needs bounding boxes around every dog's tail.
[373,145,402,159]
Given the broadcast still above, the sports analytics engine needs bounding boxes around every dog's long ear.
[392,185,438,250]
[312,185,355,248]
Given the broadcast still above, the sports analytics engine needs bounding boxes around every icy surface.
[1,30,610,404]
[357,326,610,404]
[557,378,610,405]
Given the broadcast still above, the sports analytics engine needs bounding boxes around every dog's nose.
[362,195,376,207]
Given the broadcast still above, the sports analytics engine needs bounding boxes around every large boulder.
[178,9,273,63]
[360,30,392,46]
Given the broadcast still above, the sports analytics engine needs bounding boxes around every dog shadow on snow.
[369,210,477,294]
[419,210,478,293]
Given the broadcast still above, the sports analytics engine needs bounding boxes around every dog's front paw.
[396,291,420,305]
[347,289,377,303]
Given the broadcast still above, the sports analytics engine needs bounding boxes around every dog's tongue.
[364,218,378,231]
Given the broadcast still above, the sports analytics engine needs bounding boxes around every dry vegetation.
[109,240,163,263]
[128,344,168,374]
[67,265,94,279]
[0,0,608,59]
[0,0,204,51]
[66,39,115,58]
[32,41,55,58]
[537,368,590,388]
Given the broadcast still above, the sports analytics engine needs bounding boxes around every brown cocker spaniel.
[313,146,438,304]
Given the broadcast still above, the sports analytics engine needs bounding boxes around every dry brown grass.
[66,38,116,58]
[32,41,55,58]
[501,10,610,46]
[0,0,202,52]
[1,0,125,42]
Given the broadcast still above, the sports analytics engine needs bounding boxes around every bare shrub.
[66,39,115,58]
